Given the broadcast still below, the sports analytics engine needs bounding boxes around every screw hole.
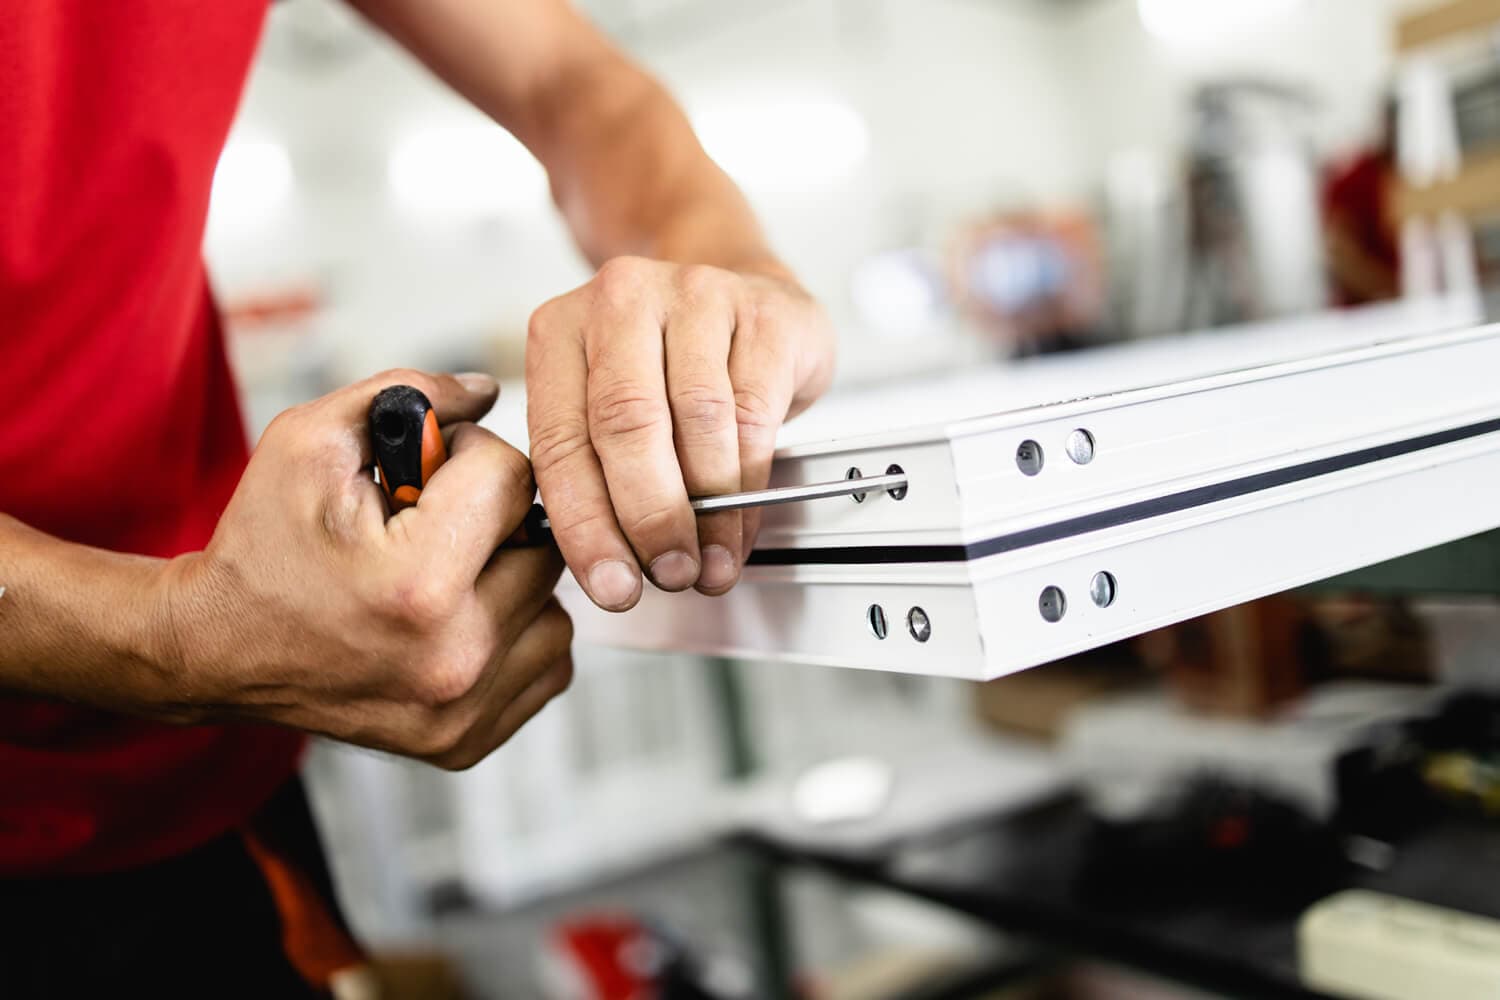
[886,464,907,500]
[907,606,932,643]
[867,604,888,640]
[1016,440,1045,477]
[1039,586,1067,623]
[846,467,866,503]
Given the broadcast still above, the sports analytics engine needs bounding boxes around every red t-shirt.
[0,1,303,874]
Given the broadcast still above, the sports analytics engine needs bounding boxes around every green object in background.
[706,656,758,780]
[1307,529,1500,597]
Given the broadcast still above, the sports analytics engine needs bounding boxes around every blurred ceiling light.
[1137,0,1305,44]
[209,136,293,232]
[389,124,548,222]
[692,98,869,192]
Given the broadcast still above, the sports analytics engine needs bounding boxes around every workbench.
[736,792,1500,1000]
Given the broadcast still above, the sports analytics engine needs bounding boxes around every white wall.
[208,0,1093,407]
[1056,0,1440,188]
[209,0,1439,419]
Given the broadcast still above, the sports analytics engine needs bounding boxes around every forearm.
[0,514,190,718]
[534,60,784,275]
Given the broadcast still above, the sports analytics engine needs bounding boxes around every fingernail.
[649,550,700,591]
[456,371,497,394]
[588,560,639,610]
[698,545,738,592]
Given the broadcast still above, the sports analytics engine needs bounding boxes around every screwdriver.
[368,384,907,547]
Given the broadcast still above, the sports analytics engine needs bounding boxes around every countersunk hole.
[847,466,866,503]
[1039,586,1067,623]
[867,604,889,640]
[907,606,932,643]
[885,464,908,501]
[1016,440,1045,477]
[1090,571,1117,608]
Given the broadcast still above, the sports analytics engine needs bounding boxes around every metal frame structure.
[562,300,1500,680]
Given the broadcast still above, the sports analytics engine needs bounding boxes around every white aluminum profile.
[560,298,1500,680]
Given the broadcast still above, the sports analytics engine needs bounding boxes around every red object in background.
[1323,150,1402,306]
[0,1,303,873]
[544,916,659,1000]
[223,285,323,333]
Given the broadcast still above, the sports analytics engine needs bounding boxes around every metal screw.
[1016,440,1044,477]
[907,606,932,643]
[1089,571,1117,608]
[846,467,866,503]
[1066,429,1095,465]
[1038,586,1067,623]
[886,464,908,500]
[867,604,888,640]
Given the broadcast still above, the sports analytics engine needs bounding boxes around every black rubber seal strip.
[746,415,1500,567]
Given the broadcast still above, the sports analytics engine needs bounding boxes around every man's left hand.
[526,256,836,612]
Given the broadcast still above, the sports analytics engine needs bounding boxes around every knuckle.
[435,740,486,772]
[675,263,729,301]
[375,367,428,392]
[733,381,781,435]
[542,503,617,546]
[545,657,575,698]
[526,296,565,347]
[387,571,462,630]
[527,421,591,477]
[413,649,486,708]
[493,440,535,496]
[589,379,669,442]
[622,502,681,543]
[441,754,483,773]
[409,708,466,760]
[542,602,576,649]
[262,406,303,442]
[593,256,650,304]
[670,382,736,439]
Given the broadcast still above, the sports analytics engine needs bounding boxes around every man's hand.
[527,258,835,611]
[343,0,839,609]
[156,370,573,769]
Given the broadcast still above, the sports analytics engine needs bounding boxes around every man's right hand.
[155,370,573,770]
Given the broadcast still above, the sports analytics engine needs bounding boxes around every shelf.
[1398,0,1500,54]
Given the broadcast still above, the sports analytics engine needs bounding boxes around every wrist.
[138,552,225,723]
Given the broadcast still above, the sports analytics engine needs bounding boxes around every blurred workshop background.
[209,1,1500,998]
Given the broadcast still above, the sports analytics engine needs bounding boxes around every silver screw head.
[1066,429,1095,465]
[1039,586,1067,623]
[907,606,932,643]
[1089,571,1117,608]
[867,604,889,640]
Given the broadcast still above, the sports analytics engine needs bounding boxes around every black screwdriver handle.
[369,384,553,548]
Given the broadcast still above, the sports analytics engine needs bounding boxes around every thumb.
[320,369,500,468]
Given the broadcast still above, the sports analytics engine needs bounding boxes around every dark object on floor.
[1078,777,1348,905]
